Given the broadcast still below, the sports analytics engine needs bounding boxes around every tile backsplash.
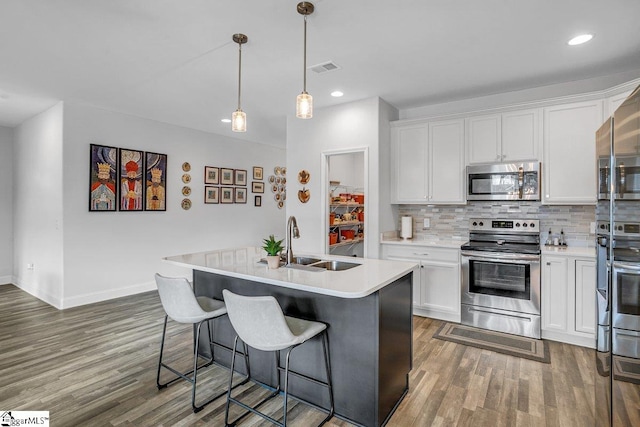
[397,202,596,245]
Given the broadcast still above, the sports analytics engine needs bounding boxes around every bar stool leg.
[282,347,295,427]
[156,315,169,389]
[320,330,335,425]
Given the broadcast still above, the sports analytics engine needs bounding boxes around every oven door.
[461,251,541,315]
[612,261,640,331]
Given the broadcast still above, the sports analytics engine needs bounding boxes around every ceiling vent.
[309,61,341,74]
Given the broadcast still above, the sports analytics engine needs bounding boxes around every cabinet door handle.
[413,253,429,256]
[546,262,551,266]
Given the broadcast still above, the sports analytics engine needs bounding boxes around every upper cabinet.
[391,118,465,204]
[543,100,603,205]
[467,109,540,164]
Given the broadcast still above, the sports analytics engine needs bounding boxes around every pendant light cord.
[237,42,242,110]
[303,15,307,93]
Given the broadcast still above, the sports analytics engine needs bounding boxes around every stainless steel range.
[461,218,541,339]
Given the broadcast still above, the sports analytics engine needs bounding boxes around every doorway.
[321,148,368,257]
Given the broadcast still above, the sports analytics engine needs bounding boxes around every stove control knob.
[600,224,606,229]
[617,225,623,231]
[515,222,520,227]
[522,223,528,227]
[472,221,477,227]
[479,221,484,227]
[530,223,535,228]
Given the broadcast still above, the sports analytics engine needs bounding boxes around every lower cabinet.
[542,254,596,348]
[382,244,461,322]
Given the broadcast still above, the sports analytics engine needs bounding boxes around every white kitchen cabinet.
[542,100,603,205]
[542,256,568,332]
[575,259,597,335]
[390,119,465,204]
[467,109,540,164]
[541,254,596,348]
[382,244,461,322]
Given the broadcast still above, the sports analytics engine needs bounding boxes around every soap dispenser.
[546,229,552,246]
[560,229,566,246]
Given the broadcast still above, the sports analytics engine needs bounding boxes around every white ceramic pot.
[266,255,281,269]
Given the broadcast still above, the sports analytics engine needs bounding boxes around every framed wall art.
[255,195,262,207]
[252,181,264,193]
[234,187,247,204]
[119,148,144,211]
[204,186,219,204]
[204,166,219,184]
[89,143,118,212]
[234,169,247,186]
[253,166,263,180]
[145,152,167,211]
[221,187,234,204]
[220,168,234,185]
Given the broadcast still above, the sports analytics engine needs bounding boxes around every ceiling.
[1,0,640,148]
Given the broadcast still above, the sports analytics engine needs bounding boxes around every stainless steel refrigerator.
[595,84,640,426]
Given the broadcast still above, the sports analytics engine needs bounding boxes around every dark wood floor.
[0,284,598,426]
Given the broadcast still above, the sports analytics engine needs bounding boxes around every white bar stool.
[154,274,250,412]
[222,289,334,427]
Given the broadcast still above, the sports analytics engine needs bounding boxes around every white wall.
[13,103,65,306]
[55,103,285,308]
[329,152,364,189]
[0,126,14,283]
[286,97,398,258]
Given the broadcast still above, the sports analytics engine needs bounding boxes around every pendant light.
[232,33,248,132]
[296,2,314,119]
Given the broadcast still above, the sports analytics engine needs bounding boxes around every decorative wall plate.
[275,193,281,201]
[277,200,284,209]
[182,173,191,183]
[182,186,191,196]
[269,175,276,184]
[271,184,278,193]
[181,199,192,210]
[298,187,310,203]
[298,170,310,184]
[274,166,282,176]
[182,162,191,172]
[281,167,287,175]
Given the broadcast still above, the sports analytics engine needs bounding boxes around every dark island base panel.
[193,270,413,427]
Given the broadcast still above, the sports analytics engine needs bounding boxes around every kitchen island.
[164,247,417,427]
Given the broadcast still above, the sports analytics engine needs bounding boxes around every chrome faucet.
[285,215,300,265]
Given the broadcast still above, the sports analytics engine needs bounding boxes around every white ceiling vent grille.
[309,61,341,74]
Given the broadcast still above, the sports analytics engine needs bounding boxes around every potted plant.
[262,234,284,269]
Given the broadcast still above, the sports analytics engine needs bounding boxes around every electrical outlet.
[27,263,34,270]
[423,218,430,229]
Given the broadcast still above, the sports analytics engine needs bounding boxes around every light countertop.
[541,245,596,258]
[163,246,418,299]
[380,234,464,249]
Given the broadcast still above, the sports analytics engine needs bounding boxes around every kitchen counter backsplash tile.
[398,202,595,245]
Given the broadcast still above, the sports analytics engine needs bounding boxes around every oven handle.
[612,261,640,272]
[461,251,540,263]
[469,307,533,322]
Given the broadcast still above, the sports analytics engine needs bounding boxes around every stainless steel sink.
[291,256,322,265]
[309,260,360,271]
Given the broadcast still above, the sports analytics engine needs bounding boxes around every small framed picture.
[221,168,234,185]
[221,187,234,204]
[234,169,247,186]
[235,187,247,204]
[204,186,219,204]
[252,181,265,193]
[204,166,219,184]
[255,195,262,207]
[253,166,263,180]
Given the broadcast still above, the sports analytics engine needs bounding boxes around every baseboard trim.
[413,306,461,323]
[12,278,62,309]
[0,276,13,285]
[60,281,157,309]
[542,329,596,349]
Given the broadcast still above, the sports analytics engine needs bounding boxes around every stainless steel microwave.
[466,162,541,201]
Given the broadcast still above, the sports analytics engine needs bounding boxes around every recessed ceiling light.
[568,34,594,46]
[331,91,344,97]
[221,118,231,123]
